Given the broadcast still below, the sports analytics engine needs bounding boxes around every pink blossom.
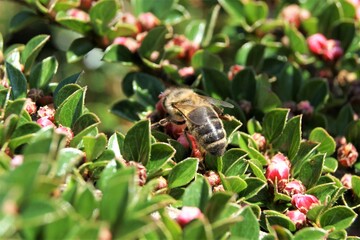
[25,98,37,115]
[265,153,291,187]
[227,64,244,80]
[286,210,307,229]
[297,100,314,116]
[11,155,24,169]
[291,194,319,213]
[113,37,139,53]
[55,125,74,146]
[37,117,56,128]
[307,34,327,55]
[177,206,203,227]
[281,5,310,28]
[252,133,266,151]
[138,12,160,31]
[337,143,358,167]
[323,39,343,62]
[341,174,352,189]
[66,8,90,22]
[37,105,55,122]
[204,171,221,187]
[283,180,306,196]
[178,66,195,78]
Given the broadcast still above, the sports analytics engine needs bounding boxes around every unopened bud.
[265,153,290,187]
[286,210,306,229]
[176,206,203,228]
[204,171,221,187]
[341,174,352,189]
[25,98,37,115]
[283,180,306,196]
[291,194,319,213]
[337,143,358,167]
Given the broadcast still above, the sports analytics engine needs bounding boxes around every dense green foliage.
[1,0,360,239]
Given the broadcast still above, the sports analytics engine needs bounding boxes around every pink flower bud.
[178,66,195,78]
[227,64,244,80]
[55,125,74,146]
[37,117,56,128]
[252,133,266,151]
[176,206,203,227]
[165,123,187,138]
[291,194,319,213]
[283,180,306,196]
[113,37,139,53]
[281,5,310,28]
[266,153,290,186]
[213,184,225,192]
[138,12,160,31]
[204,171,221,187]
[296,100,314,116]
[25,98,37,115]
[155,176,168,191]
[177,133,190,149]
[323,39,343,62]
[11,155,24,169]
[337,143,358,167]
[66,8,90,22]
[125,161,147,186]
[37,105,55,122]
[341,174,352,189]
[307,33,327,55]
[286,210,306,229]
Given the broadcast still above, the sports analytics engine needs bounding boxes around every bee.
[158,88,233,156]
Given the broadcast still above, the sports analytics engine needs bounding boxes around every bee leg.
[151,118,170,129]
[219,113,233,121]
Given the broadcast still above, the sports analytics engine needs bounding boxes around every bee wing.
[173,103,207,125]
[199,96,234,108]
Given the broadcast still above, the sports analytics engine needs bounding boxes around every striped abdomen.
[188,106,227,156]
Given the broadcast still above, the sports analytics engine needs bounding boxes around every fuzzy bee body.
[161,88,232,156]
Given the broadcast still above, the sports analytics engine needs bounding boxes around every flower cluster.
[307,33,343,62]
[280,4,310,28]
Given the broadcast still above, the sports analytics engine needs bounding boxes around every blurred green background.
[0,0,134,135]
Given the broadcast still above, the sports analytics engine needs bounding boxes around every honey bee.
[158,88,233,156]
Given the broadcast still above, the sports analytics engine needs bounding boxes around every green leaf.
[122,72,165,104]
[221,148,248,176]
[201,68,230,100]
[238,177,267,200]
[218,0,244,22]
[243,1,268,26]
[73,187,97,219]
[236,42,265,71]
[185,20,206,45]
[262,108,289,143]
[255,80,282,112]
[83,133,107,161]
[298,78,329,110]
[123,120,151,165]
[346,120,360,151]
[323,157,338,173]
[220,173,247,193]
[231,206,259,240]
[309,127,336,155]
[55,11,91,34]
[29,56,58,89]
[89,0,118,36]
[138,26,169,68]
[182,174,211,212]
[265,211,296,232]
[285,25,308,54]
[66,38,95,63]
[231,68,257,102]
[99,167,135,225]
[297,154,325,189]
[72,112,100,135]
[110,99,146,122]
[53,72,83,100]
[10,10,39,33]
[272,63,303,102]
[273,115,302,160]
[103,44,135,64]
[319,206,357,230]
[54,84,82,108]
[318,2,341,35]
[55,86,86,127]
[108,132,125,159]
[205,192,233,223]
[5,61,27,99]
[21,34,50,73]
[147,142,175,176]
[350,175,360,198]
[336,103,354,136]
[4,99,25,119]
[168,158,198,189]
[56,148,84,176]
[293,227,327,240]
[306,183,337,203]
[191,50,223,71]
[331,20,355,53]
